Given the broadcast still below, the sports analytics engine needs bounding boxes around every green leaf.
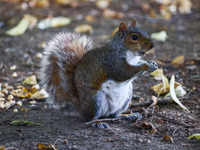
[188,133,200,140]
[10,120,44,126]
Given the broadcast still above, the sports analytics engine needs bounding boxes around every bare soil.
[0,1,200,150]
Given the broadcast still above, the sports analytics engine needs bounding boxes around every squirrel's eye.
[132,35,139,41]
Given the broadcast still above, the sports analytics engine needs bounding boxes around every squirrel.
[40,19,158,124]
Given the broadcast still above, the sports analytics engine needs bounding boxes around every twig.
[130,99,175,109]
[85,118,121,125]
[149,112,193,127]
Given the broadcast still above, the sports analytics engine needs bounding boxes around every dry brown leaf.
[171,55,184,66]
[163,135,173,143]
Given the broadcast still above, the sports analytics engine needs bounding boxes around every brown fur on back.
[40,32,93,108]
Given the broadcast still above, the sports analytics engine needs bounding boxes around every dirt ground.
[0,0,200,150]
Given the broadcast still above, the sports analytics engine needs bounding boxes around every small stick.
[130,99,175,109]
[85,118,121,125]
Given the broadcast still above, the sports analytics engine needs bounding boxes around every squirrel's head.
[116,19,154,56]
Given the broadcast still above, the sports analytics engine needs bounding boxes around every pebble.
[17,85,24,89]
[6,86,14,91]
[17,101,23,106]
[7,95,14,100]
[30,100,36,105]
[74,24,93,34]
[2,83,8,88]
[2,89,8,95]
[36,53,43,59]
[13,108,18,113]
[0,93,5,98]
[12,72,18,78]
[0,97,5,101]
[32,84,40,90]
[10,65,17,71]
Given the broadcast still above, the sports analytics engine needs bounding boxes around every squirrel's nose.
[150,42,154,49]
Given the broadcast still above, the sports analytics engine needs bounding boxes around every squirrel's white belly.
[100,78,134,117]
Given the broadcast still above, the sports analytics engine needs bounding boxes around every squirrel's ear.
[119,23,127,38]
[130,19,136,27]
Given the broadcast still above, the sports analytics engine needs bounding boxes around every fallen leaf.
[31,89,49,99]
[11,120,44,126]
[162,75,169,92]
[74,24,93,34]
[38,17,71,29]
[37,143,50,150]
[16,87,37,98]
[164,85,186,98]
[188,133,200,140]
[151,31,167,41]
[0,145,5,150]
[169,75,189,112]
[150,75,169,96]
[6,14,37,36]
[22,75,37,85]
[150,83,164,96]
[151,96,158,106]
[150,68,164,80]
[163,135,173,143]
[171,55,184,66]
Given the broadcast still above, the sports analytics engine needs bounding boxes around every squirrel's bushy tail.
[40,32,93,108]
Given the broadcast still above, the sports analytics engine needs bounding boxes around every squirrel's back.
[40,32,93,108]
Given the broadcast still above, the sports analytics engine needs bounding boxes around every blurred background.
[0,0,199,83]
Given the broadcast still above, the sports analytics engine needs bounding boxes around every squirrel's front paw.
[148,61,158,72]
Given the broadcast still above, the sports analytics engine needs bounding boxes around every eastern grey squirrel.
[40,19,158,122]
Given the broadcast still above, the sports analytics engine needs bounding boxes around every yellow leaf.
[22,75,37,85]
[6,14,37,36]
[169,75,189,112]
[150,68,164,80]
[162,75,169,92]
[171,55,184,66]
[37,143,49,150]
[16,87,37,98]
[38,17,71,29]
[151,83,165,96]
[74,24,93,34]
[31,89,49,99]
[188,133,200,140]
[151,31,167,41]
